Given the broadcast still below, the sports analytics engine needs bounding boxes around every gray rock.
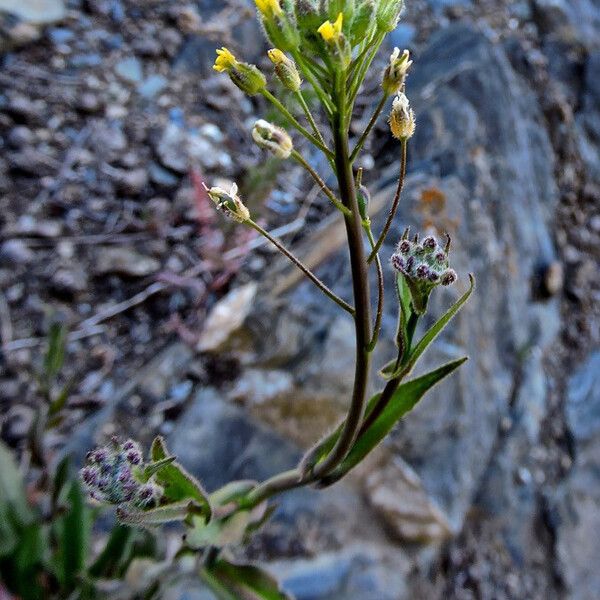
[0,0,65,23]
[552,352,600,599]
[0,239,34,265]
[114,56,143,83]
[93,247,160,278]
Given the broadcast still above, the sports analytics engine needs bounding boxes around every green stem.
[296,91,327,149]
[365,225,384,352]
[291,150,350,216]
[292,52,335,116]
[368,137,408,262]
[350,93,389,163]
[358,311,419,436]
[261,89,333,158]
[248,220,354,316]
[312,72,372,479]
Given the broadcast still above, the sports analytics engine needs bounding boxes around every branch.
[368,138,408,262]
[247,220,355,316]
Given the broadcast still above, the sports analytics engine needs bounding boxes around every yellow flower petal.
[213,47,237,73]
[318,13,343,43]
[255,0,282,17]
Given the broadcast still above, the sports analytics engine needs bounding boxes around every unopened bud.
[268,49,302,92]
[204,183,250,223]
[213,47,266,96]
[389,93,416,140]
[383,48,412,96]
[252,119,294,159]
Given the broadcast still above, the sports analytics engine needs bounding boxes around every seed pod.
[252,119,294,159]
[204,183,251,223]
[268,49,302,91]
[382,48,412,96]
[389,92,416,140]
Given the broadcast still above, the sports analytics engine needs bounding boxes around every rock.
[155,122,232,174]
[50,267,88,296]
[138,75,168,99]
[533,0,600,48]
[0,239,34,265]
[272,545,407,600]
[7,126,34,148]
[93,247,160,277]
[197,283,258,354]
[114,56,143,83]
[12,216,62,238]
[552,352,600,599]
[149,162,179,188]
[364,454,452,543]
[112,167,149,196]
[0,0,66,24]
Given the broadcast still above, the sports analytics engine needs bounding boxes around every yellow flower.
[255,0,283,17]
[213,47,237,73]
[318,12,343,43]
[267,48,286,64]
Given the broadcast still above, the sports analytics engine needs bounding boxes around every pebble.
[93,247,160,277]
[114,56,143,83]
[0,239,34,265]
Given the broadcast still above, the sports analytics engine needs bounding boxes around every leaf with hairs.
[150,437,211,521]
[320,358,467,485]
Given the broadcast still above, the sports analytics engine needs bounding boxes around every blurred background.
[0,0,598,598]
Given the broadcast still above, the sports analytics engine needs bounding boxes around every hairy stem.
[248,220,354,316]
[312,75,372,479]
[365,225,384,352]
[368,138,408,262]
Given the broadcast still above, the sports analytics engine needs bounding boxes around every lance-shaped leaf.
[150,436,211,521]
[138,456,177,483]
[44,322,67,382]
[300,392,382,478]
[381,274,474,380]
[201,557,292,600]
[320,357,468,486]
[186,498,272,550]
[117,501,192,526]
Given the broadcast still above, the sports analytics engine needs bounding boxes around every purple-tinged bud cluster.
[80,437,163,510]
[390,232,457,288]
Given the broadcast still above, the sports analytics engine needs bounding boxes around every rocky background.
[0,0,598,598]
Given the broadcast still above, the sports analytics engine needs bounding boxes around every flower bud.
[389,92,416,140]
[204,183,251,223]
[213,47,266,96]
[390,232,457,313]
[382,48,412,96]
[255,0,299,51]
[268,49,302,92]
[252,119,294,159]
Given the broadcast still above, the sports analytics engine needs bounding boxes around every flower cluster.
[389,92,416,140]
[391,232,457,313]
[391,233,457,286]
[80,438,163,509]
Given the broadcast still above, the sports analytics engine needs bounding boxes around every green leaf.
[44,322,67,382]
[0,442,34,526]
[55,480,90,591]
[117,502,193,527]
[48,380,73,418]
[320,358,468,485]
[300,392,382,478]
[186,501,272,550]
[138,457,177,483]
[150,437,211,521]
[201,558,292,600]
[89,525,156,579]
[384,274,475,381]
[52,455,71,510]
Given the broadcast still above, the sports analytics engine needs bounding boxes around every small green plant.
[78,0,475,597]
